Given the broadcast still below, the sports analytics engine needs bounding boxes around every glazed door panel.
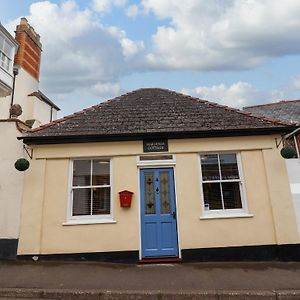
[140,168,178,258]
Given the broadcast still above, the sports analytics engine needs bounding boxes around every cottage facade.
[18,89,300,262]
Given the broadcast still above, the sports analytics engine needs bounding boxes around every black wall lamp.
[9,64,20,118]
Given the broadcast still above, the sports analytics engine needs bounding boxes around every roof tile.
[26,88,293,140]
[244,100,300,125]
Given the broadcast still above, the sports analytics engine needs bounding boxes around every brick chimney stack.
[14,18,42,81]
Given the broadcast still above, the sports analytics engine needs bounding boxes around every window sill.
[200,213,254,220]
[63,218,117,226]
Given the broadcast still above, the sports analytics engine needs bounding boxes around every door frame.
[137,163,181,260]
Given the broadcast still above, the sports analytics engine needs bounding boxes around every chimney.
[14,18,42,81]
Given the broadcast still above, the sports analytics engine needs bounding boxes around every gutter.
[19,126,297,145]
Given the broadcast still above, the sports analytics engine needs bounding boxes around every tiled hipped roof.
[244,100,300,125]
[23,88,295,144]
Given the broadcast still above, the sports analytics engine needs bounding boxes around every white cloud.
[125,4,140,18]
[292,75,300,90]
[91,0,127,13]
[5,0,143,102]
[91,82,121,97]
[140,0,300,70]
[107,26,144,59]
[182,82,286,108]
[5,0,300,115]
[121,38,144,59]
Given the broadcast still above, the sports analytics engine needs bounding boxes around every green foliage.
[15,158,30,171]
[280,146,297,159]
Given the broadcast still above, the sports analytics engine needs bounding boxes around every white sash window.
[200,153,251,219]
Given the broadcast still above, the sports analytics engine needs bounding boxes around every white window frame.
[0,33,13,73]
[137,154,176,167]
[64,158,116,225]
[199,152,253,219]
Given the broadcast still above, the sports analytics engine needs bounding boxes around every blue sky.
[1,0,300,115]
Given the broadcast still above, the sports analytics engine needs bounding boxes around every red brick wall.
[14,22,42,81]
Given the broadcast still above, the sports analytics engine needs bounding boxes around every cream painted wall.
[18,135,300,255]
[0,122,26,238]
[18,155,140,254]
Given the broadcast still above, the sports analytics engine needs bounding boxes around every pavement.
[1,260,300,299]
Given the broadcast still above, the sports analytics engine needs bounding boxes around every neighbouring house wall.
[0,68,38,121]
[31,96,58,126]
[0,122,26,239]
[0,18,57,126]
[18,135,299,255]
[0,69,57,126]
[285,158,300,235]
[0,25,18,97]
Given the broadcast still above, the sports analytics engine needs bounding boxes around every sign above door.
[143,139,168,153]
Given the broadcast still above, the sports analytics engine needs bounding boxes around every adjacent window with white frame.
[70,159,111,219]
[0,34,13,72]
[200,153,246,214]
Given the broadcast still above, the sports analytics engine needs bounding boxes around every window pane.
[0,52,4,67]
[92,187,110,215]
[160,171,171,214]
[0,35,4,49]
[0,52,9,71]
[73,160,91,186]
[203,183,222,210]
[92,160,110,185]
[144,172,156,214]
[3,41,12,58]
[201,154,220,181]
[3,55,10,71]
[222,182,242,209]
[220,154,239,180]
[72,188,91,216]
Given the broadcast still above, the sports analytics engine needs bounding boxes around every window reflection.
[201,154,220,181]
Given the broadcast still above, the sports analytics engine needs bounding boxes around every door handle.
[172,212,176,219]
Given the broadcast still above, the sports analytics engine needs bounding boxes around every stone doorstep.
[0,289,300,300]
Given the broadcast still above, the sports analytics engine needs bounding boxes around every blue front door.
[140,168,179,258]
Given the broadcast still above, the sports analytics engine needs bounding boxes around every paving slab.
[0,261,300,299]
